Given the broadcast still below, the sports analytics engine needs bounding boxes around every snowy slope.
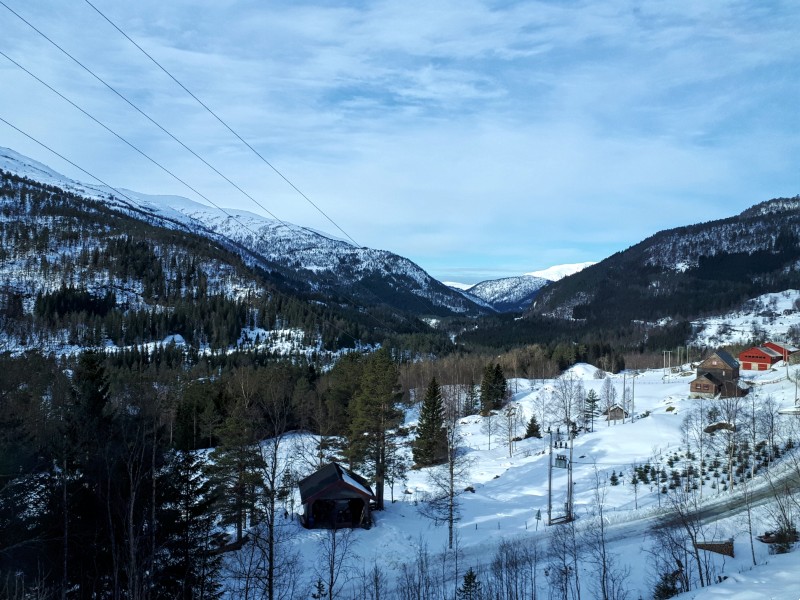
[0,147,486,317]
[526,261,595,281]
[465,274,551,312]
[691,289,800,347]
[267,355,800,599]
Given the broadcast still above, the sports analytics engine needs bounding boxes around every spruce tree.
[348,348,403,510]
[479,363,507,415]
[412,377,447,467]
[207,399,265,543]
[585,389,600,432]
[157,450,223,599]
[524,414,542,439]
[457,567,482,600]
[463,380,479,416]
[479,364,495,416]
[491,364,508,410]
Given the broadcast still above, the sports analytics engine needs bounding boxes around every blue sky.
[1,1,799,284]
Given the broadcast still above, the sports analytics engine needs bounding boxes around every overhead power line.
[82,0,362,248]
[0,0,290,228]
[0,115,363,347]
[0,48,251,234]
[1,2,449,330]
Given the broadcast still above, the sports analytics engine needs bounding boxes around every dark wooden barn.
[298,463,375,529]
[690,350,746,398]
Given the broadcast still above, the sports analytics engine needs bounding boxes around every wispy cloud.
[1,0,798,284]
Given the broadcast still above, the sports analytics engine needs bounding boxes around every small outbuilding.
[602,404,629,422]
[298,462,375,529]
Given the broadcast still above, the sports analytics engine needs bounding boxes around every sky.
[1,1,799,284]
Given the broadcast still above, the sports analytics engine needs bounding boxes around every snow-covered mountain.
[531,196,800,326]
[526,261,595,281]
[0,148,486,318]
[445,263,595,313]
[462,274,551,312]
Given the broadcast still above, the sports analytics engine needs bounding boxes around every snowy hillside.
[527,261,595,281]
[464,274,551,312]
[530,196,800,329]
[0,148,486,317]
[265,356,800,599]
[692,289,800,347]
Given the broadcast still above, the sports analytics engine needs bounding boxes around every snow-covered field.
[256,359,800,599]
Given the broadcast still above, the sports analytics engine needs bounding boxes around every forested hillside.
[0,170,450,356]
[530,196,800,325]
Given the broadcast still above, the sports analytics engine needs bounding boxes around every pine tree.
[524,414,542,439]
[412,377,447,467]
[457,567,482,600]
[610,470,619,486]
[348,348,403,510]
[207,399,265,543]
[585,389,600,432]
[491,364,507,410]
[479,364,495,416]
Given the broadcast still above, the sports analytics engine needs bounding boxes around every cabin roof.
[711,349,739,369]
[298,462,374,505]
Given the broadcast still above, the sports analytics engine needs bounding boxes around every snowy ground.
[692,289,800,347]
[257,359,800,599]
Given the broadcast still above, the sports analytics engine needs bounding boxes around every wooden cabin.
[298,463,375,529]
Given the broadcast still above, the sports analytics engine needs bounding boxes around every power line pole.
[567,428,574,522]
[547,428,553,525]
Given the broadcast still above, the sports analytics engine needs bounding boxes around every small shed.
[739,346,781,370]
[298,463,375,529]
[602,404,629,422]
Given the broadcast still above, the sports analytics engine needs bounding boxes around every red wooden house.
[738,346,782,371]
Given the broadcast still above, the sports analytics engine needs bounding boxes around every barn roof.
[739,346,781,359]
[298,462,374,505]
[765,341,800,355]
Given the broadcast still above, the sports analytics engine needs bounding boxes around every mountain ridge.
[0,148,487,320]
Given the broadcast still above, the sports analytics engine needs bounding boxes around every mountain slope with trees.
[0,167,449,356]
[0,148,488,323]
[528,196,800,329]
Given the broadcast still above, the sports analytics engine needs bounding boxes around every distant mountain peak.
[526,262,596,281]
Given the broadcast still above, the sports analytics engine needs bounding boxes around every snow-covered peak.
[526,261,595,281]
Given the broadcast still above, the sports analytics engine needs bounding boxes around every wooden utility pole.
[547,428,553,525]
